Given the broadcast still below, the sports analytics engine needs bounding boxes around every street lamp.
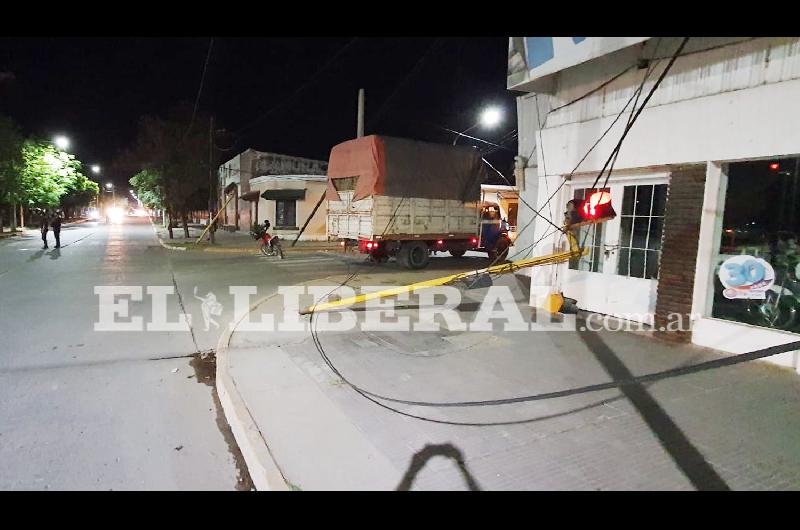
[54,135,70,151]
[91,165,101,174]
[453,106,504,145]
[479,106,502,129]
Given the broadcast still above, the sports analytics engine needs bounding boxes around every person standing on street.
[40,212,49,249]
[51,211,62,249]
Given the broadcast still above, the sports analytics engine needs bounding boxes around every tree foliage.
[18,139,90,208]
[129,169,163,209]
[127,105,211,213]
[121,103,215,237]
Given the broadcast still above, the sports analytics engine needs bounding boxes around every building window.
[569,188,607,273]
[617,184,667,279]
[710,158,800,334]
[275,200,297,229]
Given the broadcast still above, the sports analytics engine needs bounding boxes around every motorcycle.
[251,223,284,259]
[260,232,284,259]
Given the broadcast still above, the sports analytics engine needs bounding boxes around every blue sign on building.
[524,37,586,69]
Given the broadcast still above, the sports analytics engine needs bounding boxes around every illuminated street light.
[453,105,505,145]
[54,136,70,151]
[91,165,101,174]
[479,106,502,129]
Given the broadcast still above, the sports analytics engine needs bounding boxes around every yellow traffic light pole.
[299,228,587,315]
[194,192,236,245]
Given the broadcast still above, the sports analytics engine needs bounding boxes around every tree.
[0,114,24,231]
[129,169,164,210]
[60,173,100,218]
[124,104,212,239]
[18,140,84,209]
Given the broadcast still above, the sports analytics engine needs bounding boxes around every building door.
[275,199,297,229]
[563,176,668,324]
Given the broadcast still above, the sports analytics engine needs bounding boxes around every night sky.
[0,37,518,188]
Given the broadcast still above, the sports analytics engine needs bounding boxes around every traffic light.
[566,191,617,228]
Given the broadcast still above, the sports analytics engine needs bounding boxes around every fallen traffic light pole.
[300,192,616,315]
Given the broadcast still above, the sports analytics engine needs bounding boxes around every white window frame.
[566,171,670,278]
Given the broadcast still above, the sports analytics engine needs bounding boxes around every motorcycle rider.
[262,219,275,252]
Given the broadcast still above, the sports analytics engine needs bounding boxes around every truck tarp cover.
[326,135,486,202]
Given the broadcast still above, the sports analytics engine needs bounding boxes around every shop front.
[692,160,800,372]
[559,172,669,325]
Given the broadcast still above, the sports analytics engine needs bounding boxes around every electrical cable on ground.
[305,38,700,426]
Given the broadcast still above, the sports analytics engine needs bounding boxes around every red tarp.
[326,135,486,202]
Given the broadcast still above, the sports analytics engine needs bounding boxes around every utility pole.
[357,88,365,138]
[208,115,216,244]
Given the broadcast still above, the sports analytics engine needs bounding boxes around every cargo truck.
[326,135,511,269]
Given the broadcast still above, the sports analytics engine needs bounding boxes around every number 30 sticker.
[718,255,775,299]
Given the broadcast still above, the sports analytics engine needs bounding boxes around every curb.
[148,218,187,251]
[216,275,343,491]
[215,292,291,491]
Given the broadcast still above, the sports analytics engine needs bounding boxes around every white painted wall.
[514,36,800,369]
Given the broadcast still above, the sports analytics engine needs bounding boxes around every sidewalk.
[218,273,800,491]
[0,217,89,241]
[150,221,343,254]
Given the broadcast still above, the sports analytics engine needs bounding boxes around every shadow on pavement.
[577,315,730,491]
[396,443,482,491]
[27,250,46,262]
[48,248,61,260]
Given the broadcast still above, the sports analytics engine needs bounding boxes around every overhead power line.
[366,38,445,131]
[234,37,360,135]
[183,37,214,141]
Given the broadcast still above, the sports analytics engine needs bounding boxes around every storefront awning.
[261,189,306,201]
[240,190,261,201]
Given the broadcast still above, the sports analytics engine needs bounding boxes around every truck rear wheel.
[449,250,466,258]
[398,241,430,269]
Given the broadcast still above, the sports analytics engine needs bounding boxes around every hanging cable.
[234,38,360,135]
[182,37,214,141]
[588,37,690,194]
[366,39,444,130]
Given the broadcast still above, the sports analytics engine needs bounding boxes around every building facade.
[509,36,800,372]
[217,149,327,233]
[248,174,328,241]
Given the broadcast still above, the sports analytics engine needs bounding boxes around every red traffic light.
[567,191,616,228]
[582,191,612,218]
[769,162,780,171]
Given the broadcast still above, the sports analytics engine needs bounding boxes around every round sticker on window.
[718,255,775,299]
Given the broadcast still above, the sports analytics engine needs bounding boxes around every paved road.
[0,218,338,489]
[0,217,507,490]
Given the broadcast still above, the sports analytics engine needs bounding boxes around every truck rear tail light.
[470,237,478,246]
[436,239,444,246]
[366,242,374,249]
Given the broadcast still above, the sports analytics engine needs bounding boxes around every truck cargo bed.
[328,192,479,241]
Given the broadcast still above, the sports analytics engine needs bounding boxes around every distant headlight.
[108,207,124,224]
